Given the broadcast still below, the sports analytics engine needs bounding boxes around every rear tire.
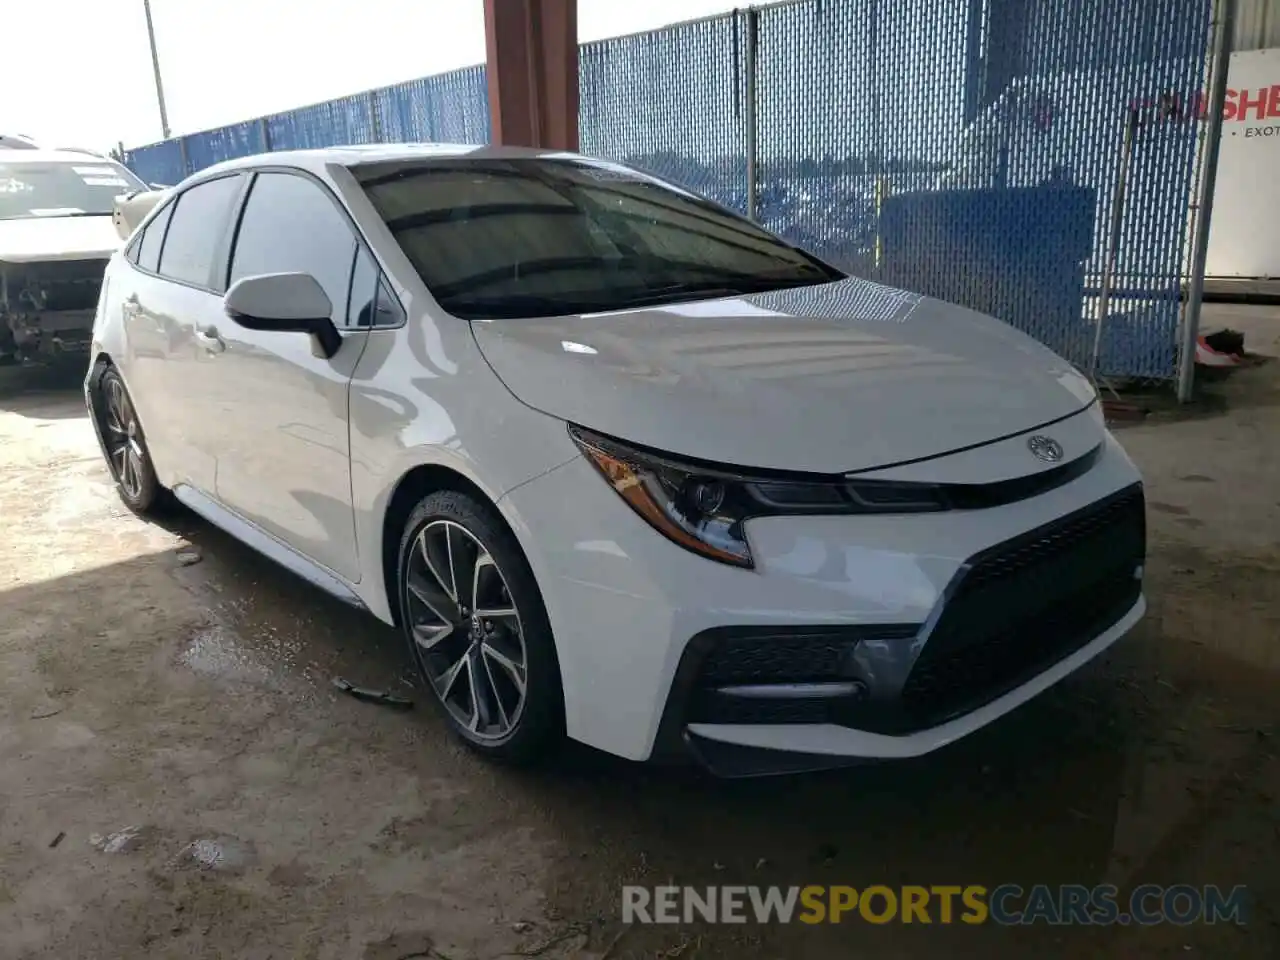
[397,490,564,763]
[96,367,165,516]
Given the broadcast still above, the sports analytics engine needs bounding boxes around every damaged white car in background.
[0,149,150,364]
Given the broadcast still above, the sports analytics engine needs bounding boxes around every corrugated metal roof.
[1235,0,1280,52]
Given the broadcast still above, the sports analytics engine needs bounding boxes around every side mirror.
[223,272,342,358]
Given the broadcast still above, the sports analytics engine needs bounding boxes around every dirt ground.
[1,307,1277,960]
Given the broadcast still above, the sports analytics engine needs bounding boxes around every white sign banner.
[1206,48,1280,279]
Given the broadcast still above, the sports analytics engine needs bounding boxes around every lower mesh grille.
[900,483,1145,727]
[684,626,915,726]
[697,627,915,686]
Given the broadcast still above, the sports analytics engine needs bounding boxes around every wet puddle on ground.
[169,518,413,705]
[176,835,258,873]
[178,622,288,688]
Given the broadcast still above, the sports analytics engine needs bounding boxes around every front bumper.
[677,595,1144,776]
[498,422,1146,771]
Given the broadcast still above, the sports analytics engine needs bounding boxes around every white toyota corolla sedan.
[86,144,1146,776]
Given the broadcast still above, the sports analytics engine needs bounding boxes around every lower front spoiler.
[683,732,873,778]
[675,595,1146,778]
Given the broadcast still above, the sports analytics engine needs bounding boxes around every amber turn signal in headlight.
[568,425,948,569]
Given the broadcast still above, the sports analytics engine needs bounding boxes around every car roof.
[192,142,587,180]
[0,148,124,165]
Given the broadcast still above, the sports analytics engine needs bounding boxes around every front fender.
[347,388,580,624]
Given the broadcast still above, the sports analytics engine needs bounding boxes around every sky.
[6,0,741,151]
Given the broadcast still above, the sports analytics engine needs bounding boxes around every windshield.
[0,160,145,220]
[354,157,843,319]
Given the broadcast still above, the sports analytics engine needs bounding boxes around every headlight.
[568,425,946,569]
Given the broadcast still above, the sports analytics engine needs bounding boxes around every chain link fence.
[124,0,1217,380]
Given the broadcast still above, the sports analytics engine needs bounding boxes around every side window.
[135,202,174,274]
[345,246,404,329]
[157,176,242,288]
[229,172,356,322]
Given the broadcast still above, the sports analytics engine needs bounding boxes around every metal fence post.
[260,117,272,152]
[142,0,171,140]
[1090,109,1138,383]
[177,137,189,177]
[1178,0,1235,403]
[744,6,759,222]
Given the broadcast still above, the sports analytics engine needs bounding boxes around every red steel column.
[483,0,579,150]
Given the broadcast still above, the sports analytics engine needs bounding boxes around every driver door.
[209,170,371,582]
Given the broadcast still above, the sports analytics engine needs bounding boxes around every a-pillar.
[482,0,579,150]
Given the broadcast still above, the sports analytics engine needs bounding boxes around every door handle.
[195,326,225,354]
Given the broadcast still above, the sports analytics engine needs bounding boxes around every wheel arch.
[86,350,113,394]
[84,352,116,456]
[380,463,515,629]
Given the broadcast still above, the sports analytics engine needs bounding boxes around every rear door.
[210,169,373,582]
[121,174,245,491]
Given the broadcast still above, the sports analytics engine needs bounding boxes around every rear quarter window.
[157,176,242,289]
[134,202,175,274]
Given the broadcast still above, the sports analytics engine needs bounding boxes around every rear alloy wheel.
[98,368,163,514]
[398,491,563,762]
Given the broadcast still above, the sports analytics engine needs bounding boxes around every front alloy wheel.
[398,491,563,761]
[407,519,527,739]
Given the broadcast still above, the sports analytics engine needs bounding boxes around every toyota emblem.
[1027,435,1064,463]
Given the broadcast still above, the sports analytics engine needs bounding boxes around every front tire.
[397,490,564,763]
[96,367,164,515]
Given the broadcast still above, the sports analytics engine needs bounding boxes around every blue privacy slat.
[123,139,185,187]
[122,64,489,175]
[122,0,1213,379]
[752,0,1211,379]
[374,66,491,143]
[266,91,381,151]
[182,120,266,171]
[579,15,748,214]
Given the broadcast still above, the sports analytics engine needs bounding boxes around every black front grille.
[900,483,1145,727]
[2,259,107,312]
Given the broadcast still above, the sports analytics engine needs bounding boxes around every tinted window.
[354,158,842,320]
[158,176,242,288]
[229,173,356,320]
[135,202,174,273]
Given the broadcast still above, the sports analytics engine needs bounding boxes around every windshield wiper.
[602,274,830,310]
[444,292,609,320]
[603,283,756,310]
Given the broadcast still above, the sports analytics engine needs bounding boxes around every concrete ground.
[0,307,1277,959]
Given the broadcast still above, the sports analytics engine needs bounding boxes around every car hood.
[0,215,120,263]
[470,277,1098,474]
